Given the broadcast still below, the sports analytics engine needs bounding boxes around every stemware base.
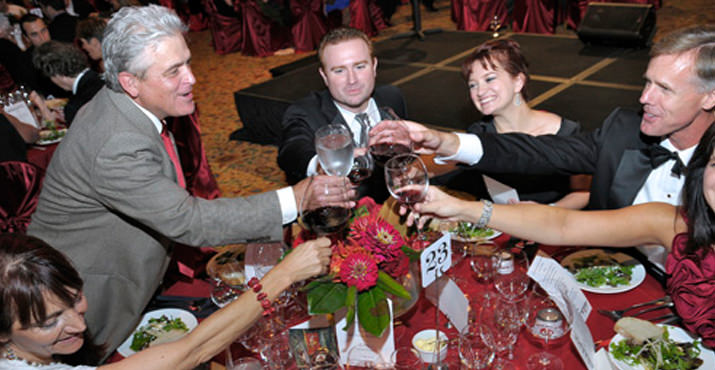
[526,353,563,370]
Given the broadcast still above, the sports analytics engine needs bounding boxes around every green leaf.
[357,287,390,337]
[343,286,357,331]
[376,271,411,299]
[401,244,422,262]
[301,274,336,292]
[307,282,347,314]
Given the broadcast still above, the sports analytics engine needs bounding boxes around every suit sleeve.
[92,131,284,246]
[278,103,319,183]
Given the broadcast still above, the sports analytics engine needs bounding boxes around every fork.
[598,296,672,321]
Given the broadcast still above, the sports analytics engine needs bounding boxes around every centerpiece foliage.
[293,197,419,337]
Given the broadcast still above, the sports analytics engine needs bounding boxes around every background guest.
[32,40,104,125]
[19,13,68,98]
[75,16,106,72]
[36,0,79,43]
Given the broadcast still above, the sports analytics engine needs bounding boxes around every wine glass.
[478,292,521,370]
[525,291,572,370]
[384,153,428,207]
[348,146,374,185]
[388,346,422,369]
[467,242,498,287]
[493,246,531,302]
[459,320,494,369]
[316,124,355,177]
[369,110,413,166]
[299,175,352,236]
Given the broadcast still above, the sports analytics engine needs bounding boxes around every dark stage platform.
[231,31,649,145]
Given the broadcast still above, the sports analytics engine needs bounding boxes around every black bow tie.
[645,144,684,177]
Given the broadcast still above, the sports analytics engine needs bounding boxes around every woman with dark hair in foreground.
[411,123,715,348]
[0,234,332,369]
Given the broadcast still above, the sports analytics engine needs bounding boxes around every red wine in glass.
[301,206,351,235]
[348,166,372,184]
[395,188,427,206]
[370,143,412,166]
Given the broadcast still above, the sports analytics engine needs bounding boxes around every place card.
[570,307,596,369]
[4,101,39,128]
[527,252,591,321]
[483,175,519,204]
[425,276,469,333]
[420,232,451,287]
[336,300,395,367]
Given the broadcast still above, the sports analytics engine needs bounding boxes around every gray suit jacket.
[28,87,284,355]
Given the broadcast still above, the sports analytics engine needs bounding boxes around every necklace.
[3,345,56,367]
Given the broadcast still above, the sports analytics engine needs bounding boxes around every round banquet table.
[141,232,670,369]
[27,142,59,172]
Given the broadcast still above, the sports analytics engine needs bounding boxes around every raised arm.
[413,187,684,250]
[101,238,332,370]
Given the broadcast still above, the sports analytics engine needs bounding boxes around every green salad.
[450,221,495,240]
[129,315,189,351]
[611,328,703,370]
[568,255,634,287]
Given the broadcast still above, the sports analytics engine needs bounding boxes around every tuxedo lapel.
[609,149,652,208]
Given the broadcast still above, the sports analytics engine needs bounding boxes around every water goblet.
[478,292,521,370]
[316,124,355,177]
[493,246,531,302]
[525,290,572,370]
[459,321,494,369]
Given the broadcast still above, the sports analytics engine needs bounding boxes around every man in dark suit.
[372,25,715,269]
[32,40,104,124]
[37,0,78,43]
[28,5,347,358]
[278,27,407,201]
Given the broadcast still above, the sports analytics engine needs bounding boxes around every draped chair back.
[0,161,44,234]
[202,0,243,55]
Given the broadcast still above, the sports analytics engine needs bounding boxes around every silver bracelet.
[476,200,493,229]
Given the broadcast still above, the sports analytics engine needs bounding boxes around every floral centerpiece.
[293,197,421,337]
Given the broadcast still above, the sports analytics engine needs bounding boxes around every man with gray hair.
[373,24,715,271]
[28,5,347,357]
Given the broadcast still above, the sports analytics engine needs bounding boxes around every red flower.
[350,214,405,263]
[340,252,379,291]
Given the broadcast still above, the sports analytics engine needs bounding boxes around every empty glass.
[459,321,494,369]
[478,292,521,370]
[493,247,531,302]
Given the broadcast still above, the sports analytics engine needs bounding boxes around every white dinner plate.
[117,308,198,357]
[608,325,715,370]
[35,128,67,145]
[560,249,645,294]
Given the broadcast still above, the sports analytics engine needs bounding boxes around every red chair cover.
[289,0,328,52]
[513,0,557,34]
[167,108,221,201]
[451,0,463,25]
[238,0,290,57]
[203,0,243,55]
[459,0,507,32]
[0,161,44,234]
[349,0,388,37]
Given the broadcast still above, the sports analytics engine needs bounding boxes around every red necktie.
[161,122,186,188]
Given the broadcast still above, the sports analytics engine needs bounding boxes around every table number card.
[420,232,451,288]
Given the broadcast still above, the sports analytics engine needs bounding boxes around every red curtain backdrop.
[349,0,388,37]
[0,161,44,234]
[458,0,508,32]
[289,0,329,52]
[203,0,243,55]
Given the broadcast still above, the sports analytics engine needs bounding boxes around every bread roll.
[614,317,664,345]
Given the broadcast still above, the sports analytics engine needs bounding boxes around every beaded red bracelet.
[248,277,276,317]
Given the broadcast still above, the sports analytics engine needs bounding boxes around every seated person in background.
[433,39,590,209]
[19,13,68,98]
[278,26,407,202]
[0,0,28,20]
[409,122,715,348]
[0,233,333,368]
[32,40,104,125]
[371,24,715,271]
[36,0,79,43]
[75,16,106,72]
[0,13,35,88]
[27,5,353,358]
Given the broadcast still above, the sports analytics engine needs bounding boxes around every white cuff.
[306,155,319,177]
[433,132,483,165]
[276,187,297,225]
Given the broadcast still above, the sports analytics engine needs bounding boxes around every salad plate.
[561,249,645,294]
[432,219,502,242]
[36,127,67,145]
[117,308,197,357]
[608,325,714,370]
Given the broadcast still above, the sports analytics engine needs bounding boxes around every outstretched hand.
[403,187,472,228]
[293,175,356,210]
[370,120,458,156]
[279,237,332,284]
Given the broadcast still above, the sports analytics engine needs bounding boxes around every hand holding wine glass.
[299,175,353,236]
[368,108,413,166]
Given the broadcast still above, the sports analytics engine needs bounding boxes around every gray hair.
[102,5,187,92]
[651,24,715,93]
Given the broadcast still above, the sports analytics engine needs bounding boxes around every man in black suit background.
[372,25,715,270]
[278,26,407,201]
[32,40,104,125]
[37,0,78,43]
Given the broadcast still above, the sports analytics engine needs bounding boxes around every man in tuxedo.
[28,5,348,358]
[37,0,79,42]
[373,24,715,269]
[278,26,407,201]
[32,40,104,124]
